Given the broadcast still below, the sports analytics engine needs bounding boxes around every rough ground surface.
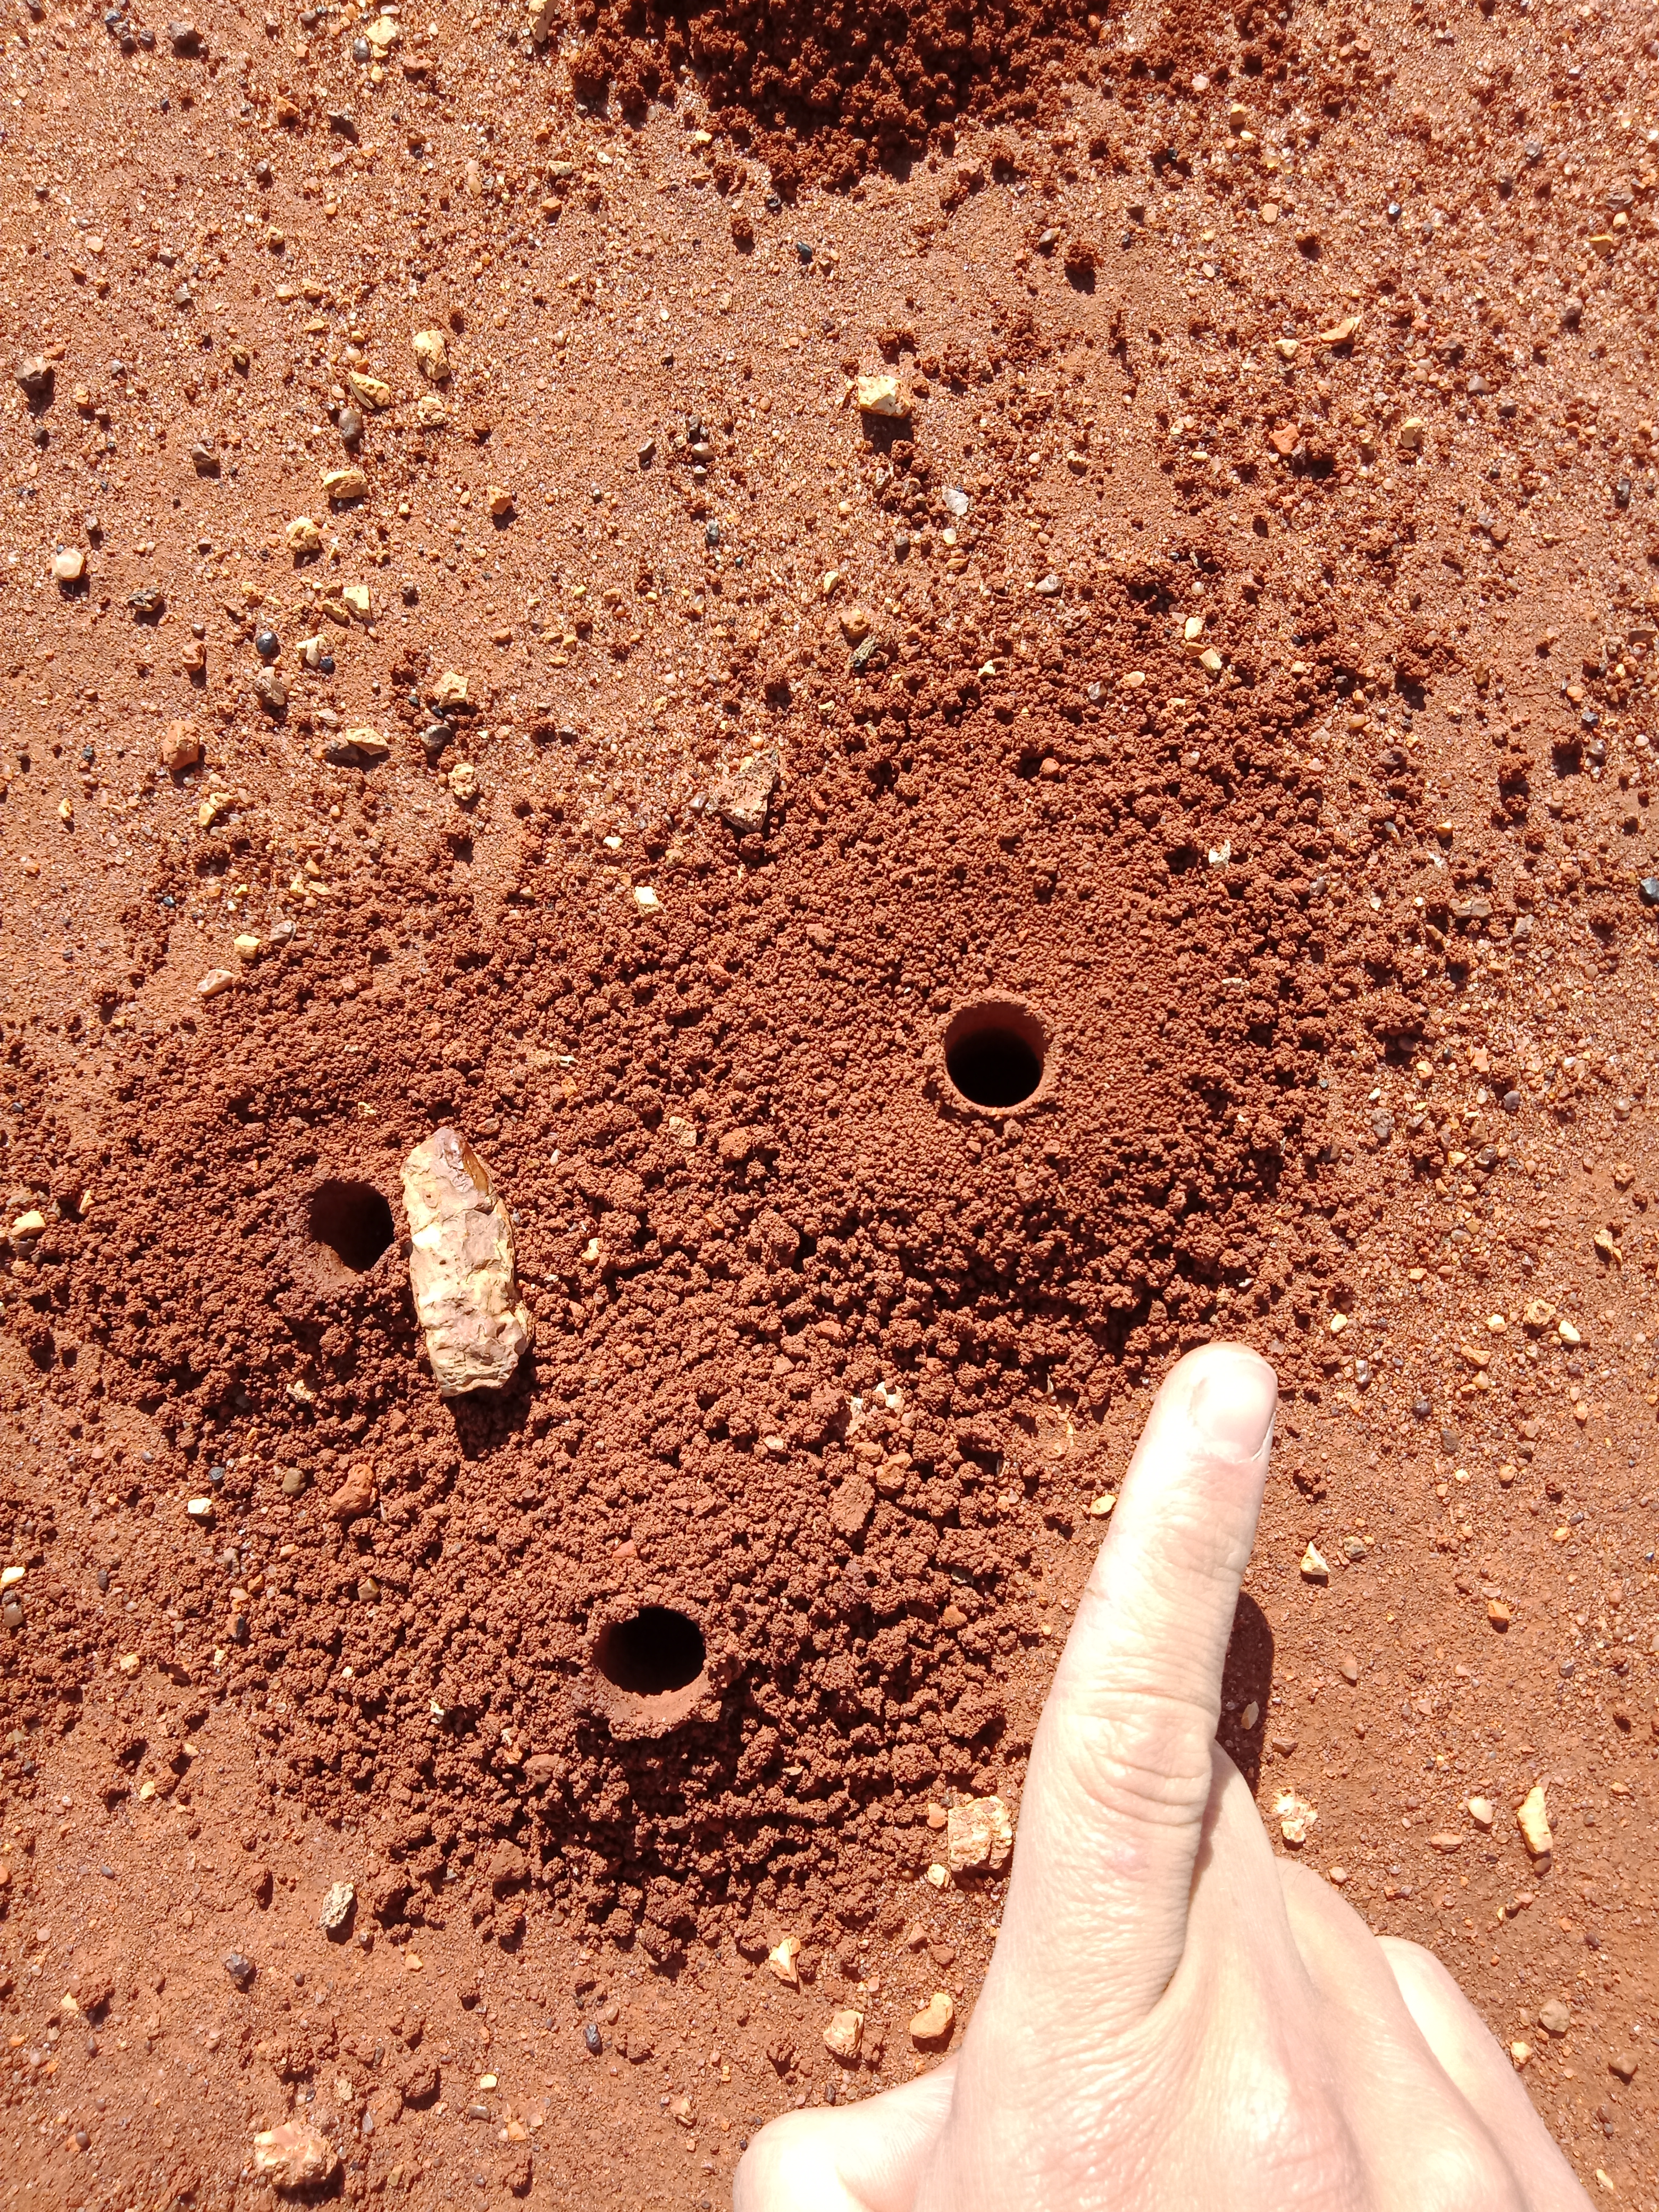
[2,0,1658,2202]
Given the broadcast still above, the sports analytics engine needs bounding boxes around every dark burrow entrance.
[307,1179,397,1274]
[593,1608,707,1698]
[942,998,1050,1111]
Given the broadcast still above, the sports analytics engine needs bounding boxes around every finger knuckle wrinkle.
[1067,1712,1215,1828]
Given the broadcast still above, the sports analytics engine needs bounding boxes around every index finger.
[993,1340,1277,2022]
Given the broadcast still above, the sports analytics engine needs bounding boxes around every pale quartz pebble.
[1510,2040,1531,2068]
[319,1880,356,1936]
[1558,1319,1582,1346]
[196,968,237,1000]
[856,372,906,417]
[945,1795,1013,1876]
[252,2123,338,2189]
[822,2010,863,2062]
[1275,1791,1317,1846]
[909,1992,955,2046]
[412,328,450,382]
[448,760,480,805]
[1537,1997,1571,2037]
[400,1127,532,1397]
[286,515,323,554]
[1468,1797,1495,1830]
[1300,1543,1330,1582]
[1517,1784,1554,1862]
[347,370,393,411]
[925,1863,950,1890]
[233,935,261,962]
[766,1934,800,1987]
[321,465,368,502]
[1239,1699,1260,1730]
[1087,1493,1116,1518]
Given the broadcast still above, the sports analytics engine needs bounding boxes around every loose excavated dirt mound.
[557,0,1298,187]
[4,531,1434,1958]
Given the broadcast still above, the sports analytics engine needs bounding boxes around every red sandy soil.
[1,0,1658,2203]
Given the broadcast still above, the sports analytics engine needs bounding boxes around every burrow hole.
[307,1179,396,1274]
[593,1608,707,1699]
[944,1006,1047,1110]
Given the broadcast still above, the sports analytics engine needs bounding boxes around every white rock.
[1274,1790,1317,1846]
[1299,1542,1330,1582]
[252,2122,338,2190]
[822,2009,863,2061]
[413,328,450,382]
[346,370,393,412]
[945,1794,1013,1875]
[196,968,237,1001]
[909,1991,955,2045]
[321,465,368,504]
[855,372,906,417]
[766,1934,800,1987]
[401,1127,532,1397]
[1517,1784,1553,1862]
[319,1879,356,1936]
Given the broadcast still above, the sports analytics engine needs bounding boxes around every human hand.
[735,1342,1590,2212]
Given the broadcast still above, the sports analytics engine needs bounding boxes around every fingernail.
[1188,1344,1277,1459]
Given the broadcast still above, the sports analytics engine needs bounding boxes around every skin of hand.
[734,1342,1591,2212]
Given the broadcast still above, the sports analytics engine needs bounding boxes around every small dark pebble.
[583,2023,602,2056]
[254,628,280,662]
[338,406,364,449]
[1638,877,1659,907]
[224,1951,255,1991]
